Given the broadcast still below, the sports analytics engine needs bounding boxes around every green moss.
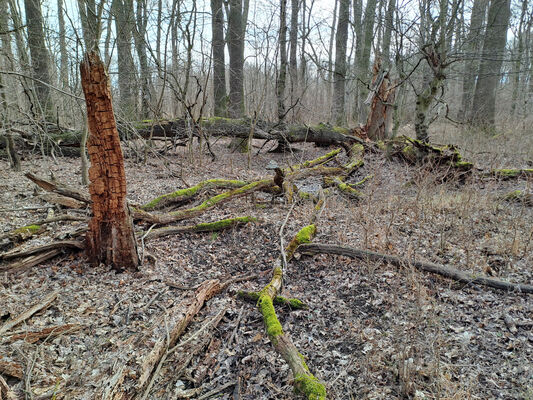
[142,179,248,210]
[13,224,41,235]
[401,145,416,160]
[169,179,271,219]
[504,190,523,201]
[377,140,386,150]
[493,169,533,179]
[343,158,364,172]
[259,296,283,340]
[454,161,473,170]
[295,225,316,243]
[301,148,341,168]
[332,125,350,135]
[294,374,327,400]
[193,216,256,232]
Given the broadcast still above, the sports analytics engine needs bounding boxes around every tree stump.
[80,51,139,271]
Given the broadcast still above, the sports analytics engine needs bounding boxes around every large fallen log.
[34,117,364,151]
[299,243,533,294]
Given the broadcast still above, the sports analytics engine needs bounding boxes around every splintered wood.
[80,51,139,271]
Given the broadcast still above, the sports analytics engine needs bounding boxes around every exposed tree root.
[299,243,533,294]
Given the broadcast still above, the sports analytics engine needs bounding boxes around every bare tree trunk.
[112,0,137,119]
[510,0,527,117]
[211,0,227,117]
[381,0,395,68]
[460,0,487,121]
[227,0,245,118]
[471,0,511,129]
[24,0,53,117]
[57,0,69,90]
[133,0,151,119]
[327,0,338,117]
[276,0,288,122]
[80,51,139,272]
[356,0,377,122]
[332,0,349,125]
[289,0,298,118]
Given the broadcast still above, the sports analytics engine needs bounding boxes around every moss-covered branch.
[491,169,533,180]
[141,179,249,211]
[139,216,257,240]
[133,179,274,224]
[256,265,326,399]
[285,225,317,260]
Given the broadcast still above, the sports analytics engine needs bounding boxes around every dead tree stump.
[80,51,139,271]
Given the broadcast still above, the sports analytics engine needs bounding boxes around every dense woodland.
[0,0,533,399]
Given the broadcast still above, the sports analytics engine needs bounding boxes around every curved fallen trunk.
[299,243,533,294]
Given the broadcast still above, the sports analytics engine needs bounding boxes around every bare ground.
[0,135,532,400]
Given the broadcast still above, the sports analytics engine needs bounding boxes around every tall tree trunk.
[510,0,527,117]
[77,0,103,51]
[80,51,139,272]
[57,0,69,90]
[289,0,298,117]
[211,0,227,117]
[460,0,487,121]
[327,0,338,117]
[24,0,53,117]
[381,0,395,68]
[112,0,137,119]
[277,0,288,122]
[227,0,244,118]
[471,0,511,128]
[356,0,377,122]
[332,0,349,125]
[133,0,151,119]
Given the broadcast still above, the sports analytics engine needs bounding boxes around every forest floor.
[0,128,532,400]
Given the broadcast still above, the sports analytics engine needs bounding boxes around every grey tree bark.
[277,0,288,121]
[289,0,298,115]
[471,0,511,128]
[356,0,377,122]
[380,0,395,68]
[133,0,151,118]
[211,0,227,117]
[112,0,137,119]
[332,0,349,126]
[227,0,245,118]
[24,0,53,117]
[460,0,488,121]
[57,0,69,90]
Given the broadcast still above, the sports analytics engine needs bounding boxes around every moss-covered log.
[141,179,249,211]
[133,179,274,224]
[385,136,473,172]
[140,216,257,240]
[257,267,326,399]
[491,169,533,180]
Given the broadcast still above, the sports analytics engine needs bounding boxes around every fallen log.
[299,243,533,294]
[0,360,23,379]
[491,169,533,180]
[140,216,257,240]
[5,323,81,344]
[25,173,91,203]
[0,290,60,334]
[141,179,249,211]
[1,240,84,261]
[0,249,63,274]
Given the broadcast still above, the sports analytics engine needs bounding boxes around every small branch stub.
[80,51,139,271]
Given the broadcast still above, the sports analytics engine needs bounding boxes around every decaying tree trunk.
[361,60,396,141]
[80,51,139,271]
